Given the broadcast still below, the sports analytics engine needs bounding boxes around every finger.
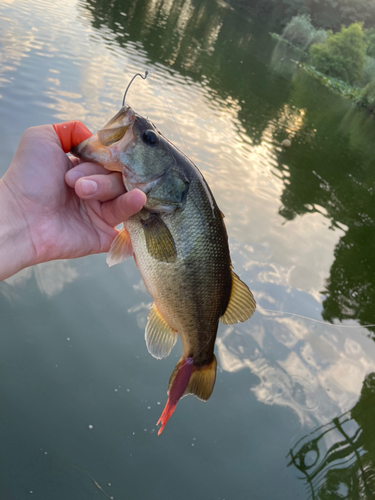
[101,189,147,227]
[65,162,112,187]
[53,121,92,153]
[69,156,81,168]
[75,173,125,202]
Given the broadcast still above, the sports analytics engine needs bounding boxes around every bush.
[282,15,327,50]
[365,27,375,57]
[309,28,327,46]
[270,0,375,31]
[362,56,375,85]
[309,23,367,85]
[360,79,375,111]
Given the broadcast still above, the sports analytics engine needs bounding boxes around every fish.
[72,104,256,434]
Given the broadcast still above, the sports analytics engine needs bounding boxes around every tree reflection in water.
[288,372,375,499]
[81,0,375,333]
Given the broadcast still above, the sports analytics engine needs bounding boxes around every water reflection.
[3,261,79,298]
[288,372,375,499]
[276,69,375,331]
[217,310,375,428]
[78,0,375,333]
[3,0,375,496]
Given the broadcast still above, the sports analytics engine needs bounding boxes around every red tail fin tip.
[157,357,193,435]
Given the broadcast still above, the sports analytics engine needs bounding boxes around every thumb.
[53,121,92,153]
[101,189,147,227]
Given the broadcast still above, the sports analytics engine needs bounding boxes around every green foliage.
[331,0,375,29]
[269,32,307,56]
[360,79,375,111]
[267,0,375,31]
[362,56,375,86]
[309,23,366,85]
[282,14,326,50]
[365,27,375,57]
[301,63,364,101]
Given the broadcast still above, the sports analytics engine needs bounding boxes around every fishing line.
[188,306,375,369]
[122,71,149,107]
[121,74,375,374]
[147,71,193,160]
[259,308,375,329]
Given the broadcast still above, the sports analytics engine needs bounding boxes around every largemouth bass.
[73,104,256,434]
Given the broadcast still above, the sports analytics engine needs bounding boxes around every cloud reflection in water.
[217,309,375,429]
[3,260,78,298]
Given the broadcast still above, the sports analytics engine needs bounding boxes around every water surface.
[1,0,375,498]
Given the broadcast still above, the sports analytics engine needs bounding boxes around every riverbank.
[271,32,375,114]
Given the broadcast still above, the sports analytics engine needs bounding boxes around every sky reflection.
[1,2,375,497]
[217,310,375,429]
[3,260,79,298]
[0,0,362,396]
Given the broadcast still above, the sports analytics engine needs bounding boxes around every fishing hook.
[122,71,148,107]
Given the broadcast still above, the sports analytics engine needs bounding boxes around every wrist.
[0,178,36,281]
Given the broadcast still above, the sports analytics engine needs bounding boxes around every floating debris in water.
[281,139,291,148]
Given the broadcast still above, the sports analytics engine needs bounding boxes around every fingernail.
[80,179,98,196]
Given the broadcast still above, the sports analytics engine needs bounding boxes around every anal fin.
[145,303,177,359]
[106,226,133,267]
[220,270,256,324]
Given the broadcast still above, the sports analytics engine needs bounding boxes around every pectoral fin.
[145,303,177,359]
[106,227,133,267]
[141,214,177,263]
[220,270,256,324]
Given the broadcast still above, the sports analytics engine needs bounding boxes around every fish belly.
[124,204,231,365]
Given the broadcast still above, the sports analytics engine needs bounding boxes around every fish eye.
[142,129,159,145]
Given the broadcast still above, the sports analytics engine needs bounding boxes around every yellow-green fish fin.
[106,227,133,267]
[168,355,217,401]
[220,270,256,324]
[145,303,177,359]
[141,214,177,263]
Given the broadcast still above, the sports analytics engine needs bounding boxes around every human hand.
[0,123,146,281]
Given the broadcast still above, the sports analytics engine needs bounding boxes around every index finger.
[65,161,114,187]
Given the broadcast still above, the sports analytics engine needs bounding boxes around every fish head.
[72,105,189,212]
[71,105,136,174]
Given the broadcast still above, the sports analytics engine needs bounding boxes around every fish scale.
[126,187,231,366]
[72,103,256,433]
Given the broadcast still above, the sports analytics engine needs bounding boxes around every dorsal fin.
[220,270,256,324]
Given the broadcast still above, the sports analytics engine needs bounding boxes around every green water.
[1,0,375,498]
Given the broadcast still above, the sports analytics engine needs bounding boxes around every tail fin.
[157,355,217,435]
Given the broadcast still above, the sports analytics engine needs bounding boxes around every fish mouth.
[71,105,136,171]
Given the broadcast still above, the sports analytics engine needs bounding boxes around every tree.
[309,23,367,84]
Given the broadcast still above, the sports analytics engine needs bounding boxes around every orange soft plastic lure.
[53,121,92,153]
